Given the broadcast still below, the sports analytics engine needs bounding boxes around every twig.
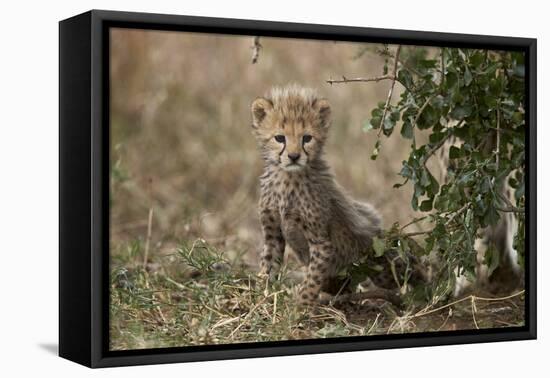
[495,319,520,327]
[413,94,436,130]
[496,191,525,213]
[496,205,525,213]
[143,207,153,267]
[367,313,382,335]
[378,45,402,137]
[326,74,395,85]
[436,308,453,331]
[320,305,365,333]
[422,120,464,167]
[445,204,469,226]
[211,316,241,331]
[164,276,186,290]
[398,230,432,238]
[473,291,526,302]
[143,178,154,268]
[471,296,479,329]
[496,104,501,171]
[229,290,283,338]
[440,47,445,88]
[422,133,453,167]
[251,36,262,64]
[412,290,525,318]
[400,216,429,231]
[156,305,167,324]
[329,276,351,306]
[272,292,278,325]
[329,288,402,307]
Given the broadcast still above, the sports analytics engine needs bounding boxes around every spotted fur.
[251,84,382,304]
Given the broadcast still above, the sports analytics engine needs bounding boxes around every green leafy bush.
[366,46,525,299]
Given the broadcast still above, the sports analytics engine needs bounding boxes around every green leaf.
[483,205,500,226]
[515,182,525,201]
[411,194,419,211]
[372,237,386,257]
[434,195,449,212]
[399,163,413,179]
[420,169,430,187]
[425,235,435,254]
[419,198,433,211]
[390,109,400,122]
[469,51,485,67]
[407,237,426,256]
[363,120,374,132]
[370,147,379,160]
[483,244,500,277]
[464,67,473,86]
[401,121,414,139]
[370,116,382,129]
[398,69,414,89]
[383,116,395,130]
[397,238,409,260]
[480,176,492,193]
[450,105,472,120]
[449,145,461,159]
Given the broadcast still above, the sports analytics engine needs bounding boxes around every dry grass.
[109,29,524,350]
[109,237,524,350]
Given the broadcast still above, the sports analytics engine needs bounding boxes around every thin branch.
[496,104,501,171]
[319,305,365,333]
[413,94,436,130]
[229,290,284,338]
[436,308,452,331]
[445,204,469,226]
[251,36,262,64]
[329,276,351,305]
[143,207,153,266]
[326,74,395,85]
[495,205,525,213]
[412,290,525,319]
[378,45,402,137]
[422,126,460,167]
[471,296,480,329]
[440,47,445,88]
[326,288,402,308]
[397,230,433,238]
[496,190,525,213]
[400,216,429,231]
[367,313,382,334]
[376,45,422,78]
[143,178,154,268]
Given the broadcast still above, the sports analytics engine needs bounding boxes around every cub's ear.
[251,97,273,128]
[314,98,331,128]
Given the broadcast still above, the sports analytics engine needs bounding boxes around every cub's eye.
[274,135,286,143]
[302,135,313,143]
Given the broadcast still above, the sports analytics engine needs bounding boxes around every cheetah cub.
[251,84,382,305]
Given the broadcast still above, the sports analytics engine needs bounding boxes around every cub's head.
[251,85,331,172]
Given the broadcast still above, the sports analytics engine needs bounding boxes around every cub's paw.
[257,267,270,279]
[297,287,319,307]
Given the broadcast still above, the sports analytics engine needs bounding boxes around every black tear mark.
[302,140,309,156]
[279,142,286,157]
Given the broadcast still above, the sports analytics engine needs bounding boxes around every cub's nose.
[288,152,301,162]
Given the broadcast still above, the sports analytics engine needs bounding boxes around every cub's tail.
[353,200,382,235]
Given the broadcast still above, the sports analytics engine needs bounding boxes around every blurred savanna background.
[110,29,419,248]
[109,29,524,350]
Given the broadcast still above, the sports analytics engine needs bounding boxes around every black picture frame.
[59,9,537,368]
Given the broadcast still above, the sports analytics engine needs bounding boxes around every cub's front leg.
[299,228,334,305]
[258,207,285,278]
